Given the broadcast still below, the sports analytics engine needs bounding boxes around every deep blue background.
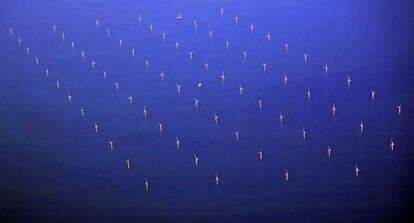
[1,0,413,222]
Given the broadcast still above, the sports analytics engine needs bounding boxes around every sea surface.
[0,0,413,222]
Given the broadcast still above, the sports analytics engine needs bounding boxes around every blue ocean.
[0,0,413,222]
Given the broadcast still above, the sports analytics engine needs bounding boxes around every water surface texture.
[1,0,413,222]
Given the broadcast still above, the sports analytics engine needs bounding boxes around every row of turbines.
[8,7,404,190]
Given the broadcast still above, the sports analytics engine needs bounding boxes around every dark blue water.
[1,0,413,222]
